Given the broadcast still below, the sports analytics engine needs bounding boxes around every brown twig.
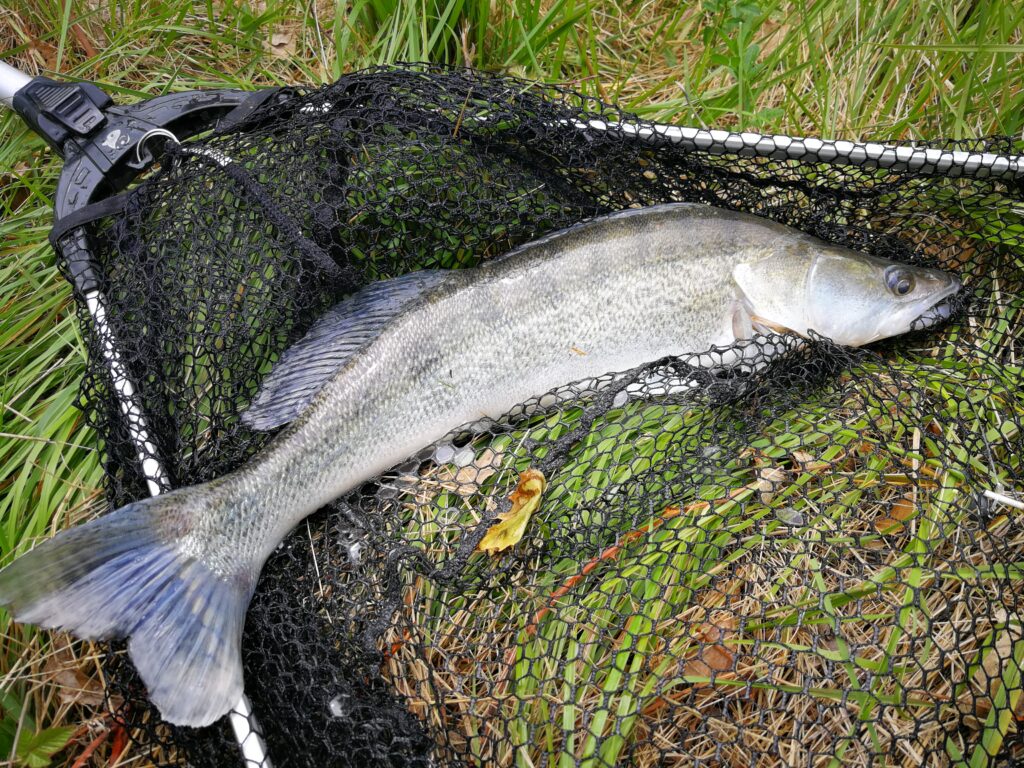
[108,722,128,764]
[71,23,98,59]
[71,726,110,768]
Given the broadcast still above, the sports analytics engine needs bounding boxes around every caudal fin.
[0,494,253,726]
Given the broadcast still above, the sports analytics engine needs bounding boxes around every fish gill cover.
[55,65,1023,766]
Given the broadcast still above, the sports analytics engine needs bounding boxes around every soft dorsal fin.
[242,269,450,431]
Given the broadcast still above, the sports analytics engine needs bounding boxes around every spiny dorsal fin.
[242,269,450,431]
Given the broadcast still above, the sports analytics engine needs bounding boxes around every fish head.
[732,243,961,347]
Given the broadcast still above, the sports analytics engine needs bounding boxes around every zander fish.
[0,203,960,726]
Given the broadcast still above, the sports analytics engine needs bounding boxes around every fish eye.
[886,268,915,296]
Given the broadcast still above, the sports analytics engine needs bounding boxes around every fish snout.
[909,271,963,332]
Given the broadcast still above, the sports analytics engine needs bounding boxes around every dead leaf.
[437,447,501,497]
[891,495,916,521]
[269,29,297,58]
[477,470,545,554]
[684,613,738,684]
[792,449,832,473]
[28,36,58,71]
[756,465,787,504]
[874,516,904,534]
[683,647,734,684]
[701,644,735,671]
[694,612,737,642]
[775,506,805,526]
[683,658,715,680]
[454,448,497,489]
[44,641,108,708]
[875,494,917,534]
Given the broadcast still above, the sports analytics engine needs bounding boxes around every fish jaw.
[905,274,962,332]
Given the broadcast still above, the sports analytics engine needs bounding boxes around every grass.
[0,0,1022,766]
[381,335,1024,766]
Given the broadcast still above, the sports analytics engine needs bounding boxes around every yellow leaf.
[477,470,546,554]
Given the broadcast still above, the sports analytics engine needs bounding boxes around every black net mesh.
[53,65,1024,767]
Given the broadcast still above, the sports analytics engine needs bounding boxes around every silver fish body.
[0,203,961,726]
[213,205,798,567]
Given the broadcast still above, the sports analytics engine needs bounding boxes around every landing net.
[55,65,1024,767]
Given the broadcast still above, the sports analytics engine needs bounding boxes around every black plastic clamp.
[12,77,112,154]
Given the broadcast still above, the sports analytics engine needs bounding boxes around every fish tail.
[0,493,253,727]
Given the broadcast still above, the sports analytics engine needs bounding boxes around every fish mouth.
[909,276,962,332]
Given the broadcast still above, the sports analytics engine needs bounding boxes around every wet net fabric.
[55,65,1024,766]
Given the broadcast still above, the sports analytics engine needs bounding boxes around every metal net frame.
[24,64,1024,767]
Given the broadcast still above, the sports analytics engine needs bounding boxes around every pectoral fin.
[730,293,793,340]
[730,298,754,341]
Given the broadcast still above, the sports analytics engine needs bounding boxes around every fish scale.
[0,202,960,727]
